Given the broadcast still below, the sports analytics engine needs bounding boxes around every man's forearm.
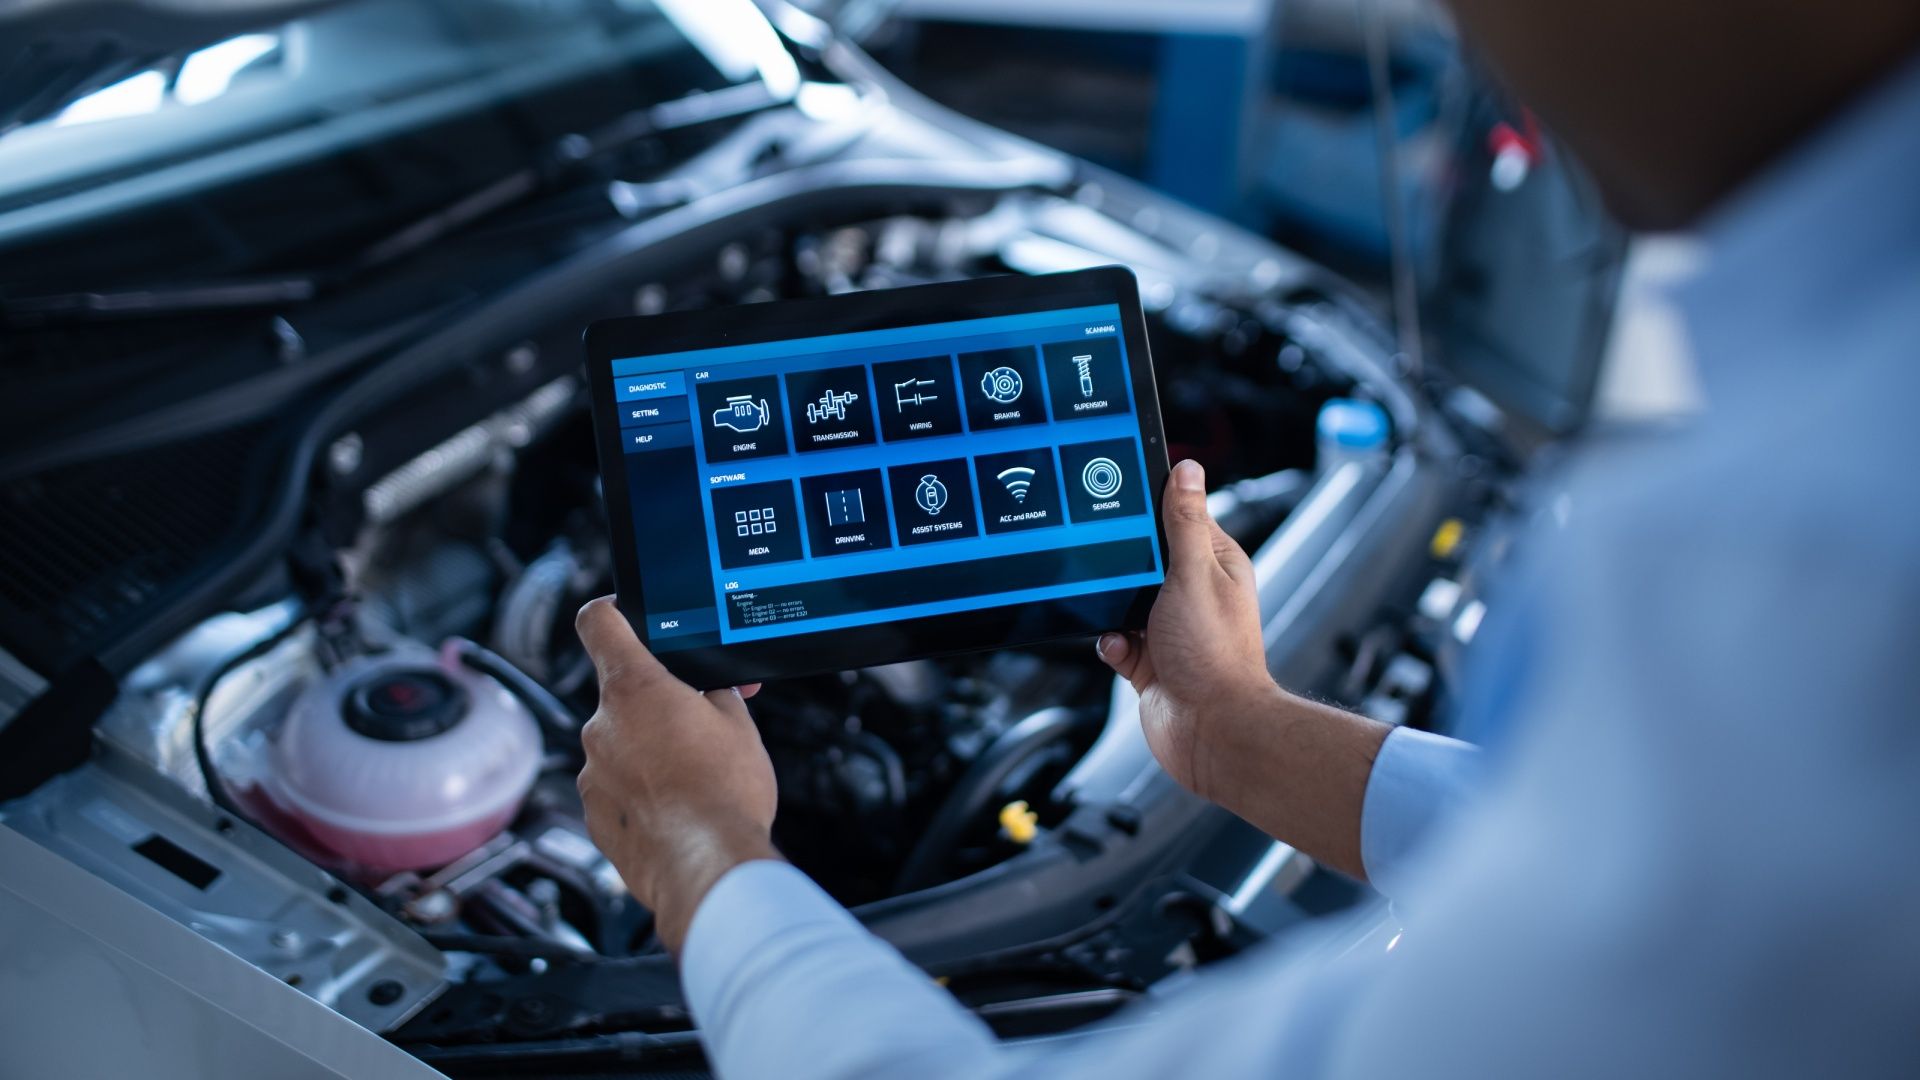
[1195,686,1394,881]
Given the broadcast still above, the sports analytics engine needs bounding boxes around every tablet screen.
[602,299,1165,654]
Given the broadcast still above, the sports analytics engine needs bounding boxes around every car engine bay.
[0,5,1558,1074]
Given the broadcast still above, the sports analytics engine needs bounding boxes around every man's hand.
[1096,459,1285,799]
[1097,459,1391,879]
[575,597,781,953]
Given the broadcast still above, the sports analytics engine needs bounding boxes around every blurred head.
[1442,0,1920,230]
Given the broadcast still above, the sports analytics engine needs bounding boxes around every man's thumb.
[576,597,666,686]
[1162,460,1214,581]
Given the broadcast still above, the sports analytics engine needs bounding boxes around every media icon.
[712,394,771,434]
[913,474,948,515]
[1081,457,1123,499]
[894,378,940,411]
[1073,355,1095,397]
[711,479,802,566]
[997,466,1037,504]
[823,488,866,527]
[733,507,779,537]
[980,366,1024,404]
[806,388,860,425]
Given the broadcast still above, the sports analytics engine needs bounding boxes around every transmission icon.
[913,474,949,515]
[1081,457,1123,499]
[806,388,860,424]
[996,466,1037,503]
[980,366,1023,404]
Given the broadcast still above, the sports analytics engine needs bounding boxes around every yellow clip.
[1430,518,1465,561]
[999,800,1039,845]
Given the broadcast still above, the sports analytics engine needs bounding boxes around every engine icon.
[996,466,1037,503]
[1081,457,1123,499]
[914,474,949,515]
[712,395,770,434]
[806,388,860,425]
[980,366,1023,405]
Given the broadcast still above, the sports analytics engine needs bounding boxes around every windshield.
[0,0,797,292]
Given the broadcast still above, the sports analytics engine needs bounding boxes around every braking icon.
[980,366,1023,405]
[712,395,770,434]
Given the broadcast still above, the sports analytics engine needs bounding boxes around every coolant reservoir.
[260,644,541,873]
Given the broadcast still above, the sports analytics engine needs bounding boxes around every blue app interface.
[608,304,1164,652]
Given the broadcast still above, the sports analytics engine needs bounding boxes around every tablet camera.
[980,366,1024,404]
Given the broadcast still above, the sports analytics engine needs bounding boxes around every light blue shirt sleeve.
[681,860,1003,1079]
[1359,727,1484,902]
[681,730,1482,1080]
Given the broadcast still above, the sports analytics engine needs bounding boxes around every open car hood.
[0,0,340,131]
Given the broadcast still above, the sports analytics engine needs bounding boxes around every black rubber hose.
[892,706,1103,894]
[449,637,582,746]
[192,606,310,824]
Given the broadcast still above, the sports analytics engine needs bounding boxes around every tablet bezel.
[584,266,1169,689]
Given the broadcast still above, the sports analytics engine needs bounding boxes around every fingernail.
[1174,459,1204,492]
[1097,633,1128,663]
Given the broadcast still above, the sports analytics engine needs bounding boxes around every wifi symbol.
[996,466,1037,503]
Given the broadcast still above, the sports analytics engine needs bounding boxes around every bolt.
[505,342,538,375]
[633,284,668,315]
[328,433,363,476]
[367,979,404,1007]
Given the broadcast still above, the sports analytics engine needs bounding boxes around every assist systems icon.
[712,394,770,434]
[980,366,1023,405]
[913,474,948,515]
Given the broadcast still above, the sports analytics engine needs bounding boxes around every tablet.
[584,267,1169,689]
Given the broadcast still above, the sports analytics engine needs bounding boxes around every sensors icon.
[996,466,1037,503]
[712,395,770,434]
[1081,457,1123,499]
[980,366,1023,405]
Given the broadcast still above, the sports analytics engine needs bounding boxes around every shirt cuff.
[1360,727,1483,902]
